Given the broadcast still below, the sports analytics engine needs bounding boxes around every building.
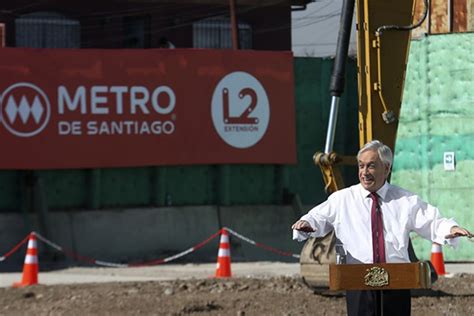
[0,0,310,50]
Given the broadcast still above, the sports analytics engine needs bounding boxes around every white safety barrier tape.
[130,230,223,266]
[95,261,128,268]
[224,227,300,259]
[0,234,30,262]
[35,232,128,267]
[161,247,195,264]
[2,228,299,267]
[34,232,63,252]
[224,227,257,245]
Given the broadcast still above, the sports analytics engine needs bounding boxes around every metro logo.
[0,83,51,137]
[5,96,44,123]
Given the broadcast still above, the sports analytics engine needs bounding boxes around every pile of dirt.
[0,274,473,315]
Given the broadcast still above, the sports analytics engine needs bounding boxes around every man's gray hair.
[357,140,393,169]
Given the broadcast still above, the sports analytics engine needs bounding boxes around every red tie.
[370,193,386,263]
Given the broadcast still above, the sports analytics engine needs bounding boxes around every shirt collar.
[359,181,390,201]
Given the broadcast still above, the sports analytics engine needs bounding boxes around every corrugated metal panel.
[163,166,216,205]
[15,12,80,48]
[37,170,89,209]
[291,57,359,205]
[0,171,20,211]
[100,168,151,207]
[193,16,252,49]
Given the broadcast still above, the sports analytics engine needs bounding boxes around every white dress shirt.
[293,182,459,263]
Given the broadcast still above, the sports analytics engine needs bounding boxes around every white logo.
[0,82,51,137]
[211,72,269,148]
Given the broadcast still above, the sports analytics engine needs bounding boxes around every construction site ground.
[0,262,473,315]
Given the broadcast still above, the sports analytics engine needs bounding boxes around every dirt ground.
[0,273,473,316]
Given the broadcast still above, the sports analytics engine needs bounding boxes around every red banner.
[0,48,296,169]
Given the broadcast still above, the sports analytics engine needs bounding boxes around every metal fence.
[193,16,252,49]
[15,12,80,48]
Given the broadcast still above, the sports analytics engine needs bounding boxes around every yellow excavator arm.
[315,0,427,194]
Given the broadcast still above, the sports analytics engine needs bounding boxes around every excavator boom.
[356,0,416,150]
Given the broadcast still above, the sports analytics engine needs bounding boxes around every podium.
[329,262,432,291]
[330,262,432,316]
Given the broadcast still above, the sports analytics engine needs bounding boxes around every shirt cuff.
[292,229,317,242]
[437,220,460,248]
[444,237,460,248]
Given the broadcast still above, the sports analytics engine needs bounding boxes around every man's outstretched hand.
[445,226,473,239]
[291,220,315,233]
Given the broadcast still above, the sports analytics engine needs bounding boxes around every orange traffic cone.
[430,242,446,276]
[215,229,232,278]
[13,233,39,287]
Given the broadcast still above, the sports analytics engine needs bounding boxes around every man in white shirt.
[292,140,471,316]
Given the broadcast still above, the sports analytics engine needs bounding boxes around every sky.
[291,0,357,57]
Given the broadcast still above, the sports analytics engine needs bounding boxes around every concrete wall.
[0,205,305,271]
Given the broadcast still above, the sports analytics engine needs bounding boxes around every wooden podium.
[329,262,432,291]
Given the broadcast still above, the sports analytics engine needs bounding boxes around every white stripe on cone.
[218,248,230,257]
[27,239,37,249]
[25,255,38,264]
[220,234,229,243]
[431,243,442,253]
